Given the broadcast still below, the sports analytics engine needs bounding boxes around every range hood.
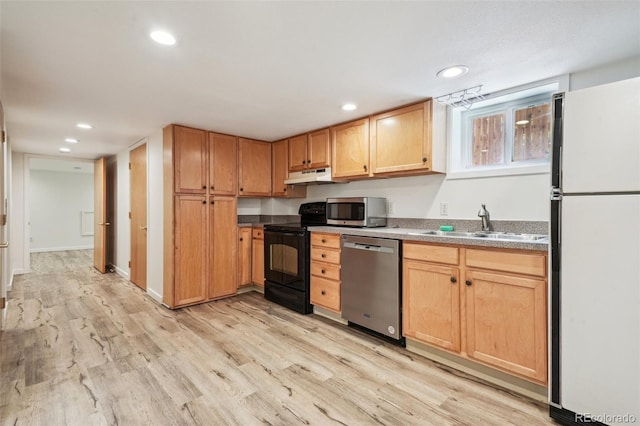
[284,167,337,185]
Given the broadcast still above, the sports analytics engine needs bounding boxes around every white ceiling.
[2,1,639,160]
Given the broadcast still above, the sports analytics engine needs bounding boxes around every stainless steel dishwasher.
[341,235,403,344]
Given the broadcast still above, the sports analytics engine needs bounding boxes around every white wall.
[113,149,130,278]
[29,169,94,252]
[10,152,26,274]
[146,130,164,302]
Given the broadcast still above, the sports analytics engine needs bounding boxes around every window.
[448,79,566,179]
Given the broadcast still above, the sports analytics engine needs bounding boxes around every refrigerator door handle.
[550,187,563,201]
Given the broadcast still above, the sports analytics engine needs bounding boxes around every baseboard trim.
[146,287,162,303]
[114,266,130,280]
[7,272,14,292]
[13,268,27,276]
[30,245,93,253]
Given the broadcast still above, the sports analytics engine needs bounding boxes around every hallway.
[0,251,554,425]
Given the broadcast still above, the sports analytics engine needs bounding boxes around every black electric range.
[263,202,326,314]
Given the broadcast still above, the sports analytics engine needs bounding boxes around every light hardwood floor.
[0,250,557,425]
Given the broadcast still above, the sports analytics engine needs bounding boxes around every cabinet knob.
[465,280,472,286]
[450,277,457,283]
[363,164,368,172]
[240,187,243,192]
[302,160,306,164]
[321,253,326,258]
[321,269,325,274]
[321,239,326,243]
[202,185,206,189]
[202,200,206,204]
[239,237,243,241]
[211,185,215,190]
[210,200,215,204]
[321,290,326,295]
[422,157,427,163]
[284,188,287,192]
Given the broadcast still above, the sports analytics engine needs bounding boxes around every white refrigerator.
[550,77,640,425]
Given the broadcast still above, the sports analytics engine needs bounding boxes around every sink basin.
[408,229,548,242]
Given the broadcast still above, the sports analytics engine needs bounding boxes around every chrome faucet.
[478,204,492,231]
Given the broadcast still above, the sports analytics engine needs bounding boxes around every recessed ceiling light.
[436,65,469,79]
[341,103,357,111]
[150,30,176,46]
[76,123,92,129]
[59,147,71,153]
[65,138,79,143]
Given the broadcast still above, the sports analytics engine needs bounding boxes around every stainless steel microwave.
[326,197,387,227]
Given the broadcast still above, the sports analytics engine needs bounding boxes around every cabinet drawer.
[403,242,459,265]
[311,232,341,249]
[466,249,546,277]
[310,261,340,281]
[311,247,341,264]
[252,227,264,240]
[310,276,340,312]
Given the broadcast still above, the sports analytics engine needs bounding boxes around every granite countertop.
[307,225,549,251]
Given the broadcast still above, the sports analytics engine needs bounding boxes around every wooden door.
[307,128,330,170]
[370,101,431,174]
[288,134,308,172]
[174,195,208,306]
[174,126,207,194]
[0,104,7,325]
[237,227,252,286]
[93,157,107,273]
[331,118,370,179]
[209,196,237,299]
[130,144,147,290]
[403,260,460,352]
[238,138,272,197]
[209,132,237,195]
[465,269,547,383]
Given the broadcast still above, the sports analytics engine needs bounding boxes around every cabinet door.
[238,138,272,197]
[174,126,207,193]
[251,237,264,286]
[307,128,330,170]
[331,118,370,179]
[238,227,252,286]
[403,260,460,352]
[174,195,208,306]
[209,197,237,299]
[209,132,237,195]
[465,269,547,383]
[288,134,308,172]
[272,139,289,197]
[370,102,431,175]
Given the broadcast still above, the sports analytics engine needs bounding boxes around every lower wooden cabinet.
[310,232,341,312]
[237,227,252,287]
[403,242,548,384]
[251,227,264,287]
[171,195,237,307]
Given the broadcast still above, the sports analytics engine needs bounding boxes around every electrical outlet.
[440,202,449,216]
[387,200,394,215]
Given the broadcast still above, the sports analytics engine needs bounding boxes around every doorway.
[130,144,147,290]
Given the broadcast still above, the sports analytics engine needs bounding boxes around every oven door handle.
[265,230,305,238]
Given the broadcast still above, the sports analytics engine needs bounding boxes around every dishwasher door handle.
[343,241,395,254]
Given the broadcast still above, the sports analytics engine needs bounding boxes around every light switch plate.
[440,202,449,216]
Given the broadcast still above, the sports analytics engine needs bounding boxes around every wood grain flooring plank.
[0,250,554,426]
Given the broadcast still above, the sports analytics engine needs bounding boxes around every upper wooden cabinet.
[370,100,443,175]
[173,126,207,193]
[238,138,272,197]
[272,139,306,198]
[209,132,237,195]
[289,129,331,172]
[331,118,370,179]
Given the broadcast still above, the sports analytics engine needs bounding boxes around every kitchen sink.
[407,229,548,242]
